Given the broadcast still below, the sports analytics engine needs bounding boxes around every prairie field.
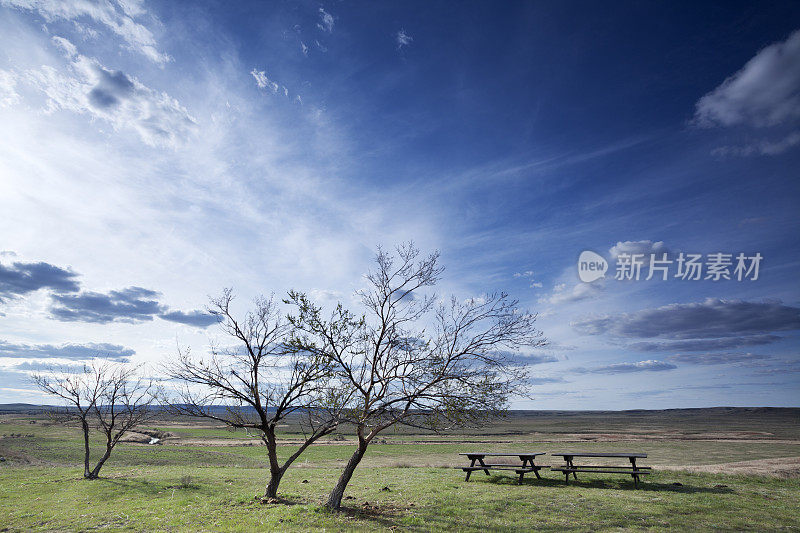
[1,407,798,531]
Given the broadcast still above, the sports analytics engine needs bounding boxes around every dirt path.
[661,457,800,478]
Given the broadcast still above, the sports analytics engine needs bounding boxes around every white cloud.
[250,68,278,93]
[308,288,343,302]
[317,7,334,33]
[712,131,800,157]
[300,41,308,56]
[251,69,298,103]
[0,0,171,65]
[571,359,677,374]
[19,39,196,148]
[694,30,800,128]
[0,6,449,404]
[608,240,668,264]
[693,30,800,157]
[539,281,601,305]
[0,69,20,108]
[396,28,413,49]
[513,270,543,288]
[51,35,77,58]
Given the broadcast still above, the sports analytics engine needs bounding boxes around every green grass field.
[1,408,798,531]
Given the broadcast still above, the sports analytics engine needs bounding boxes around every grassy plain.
[1,407,798,531]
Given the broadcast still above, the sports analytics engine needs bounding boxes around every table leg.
[477,457,490,476]
[629,457,639,488]
[529,457,542,480]
[465,457,476,481]
[567,456,577,480]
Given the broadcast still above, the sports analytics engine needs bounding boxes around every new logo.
[578,251,608,283]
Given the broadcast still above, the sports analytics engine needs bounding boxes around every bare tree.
[285,243,545,510]
[164,290,344,499]
[32,362,155,479]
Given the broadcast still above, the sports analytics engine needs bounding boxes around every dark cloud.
[14,360,84,371]
[88,66,135,109]
[572,299,800,339]
[159,309,219,328]
[50,286,164,323]
[0,340,134,361]
[49,286,218,328]
[529,376,566,385]
[1,256,217,329]
[0,261,80,301]
[668,352,771,365]
[571,360,677,374]
[630,335,782,352]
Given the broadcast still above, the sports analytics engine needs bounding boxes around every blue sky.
[0,0,798,409]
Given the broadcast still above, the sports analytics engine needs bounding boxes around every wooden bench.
[551,452,650,488]
[458,452,548,482]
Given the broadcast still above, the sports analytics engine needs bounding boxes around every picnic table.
[550,452,650,488]
[458,452,548,482]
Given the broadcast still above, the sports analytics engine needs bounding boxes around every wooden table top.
[550,452,647,458]
[458,452,546,457]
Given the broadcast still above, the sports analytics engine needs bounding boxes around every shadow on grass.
[98,476,216,497]
[254,495,302,506]
[478,474,735,494]
[328,502,409,530]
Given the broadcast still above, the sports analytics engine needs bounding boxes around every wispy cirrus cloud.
[317,7,334,33]
[0,0,171,64]
[15,36,196,148]
[251,68,296,101]
[668,352,771,365]
[251,68,278,93]
[514,270,543,288]
[0,69,20,107]
[396,29,413,50]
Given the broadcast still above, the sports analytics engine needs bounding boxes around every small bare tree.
[164,290,344,499]
[285,243,545,510]
[32,362,155,479]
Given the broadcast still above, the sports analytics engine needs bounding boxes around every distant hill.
[1,403,797,416]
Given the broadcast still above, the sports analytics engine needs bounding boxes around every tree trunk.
[81,418,92,479]
[263,422,335,499]
[325,436,369,510]
[263,427,284,499]
[87,444,114,479]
